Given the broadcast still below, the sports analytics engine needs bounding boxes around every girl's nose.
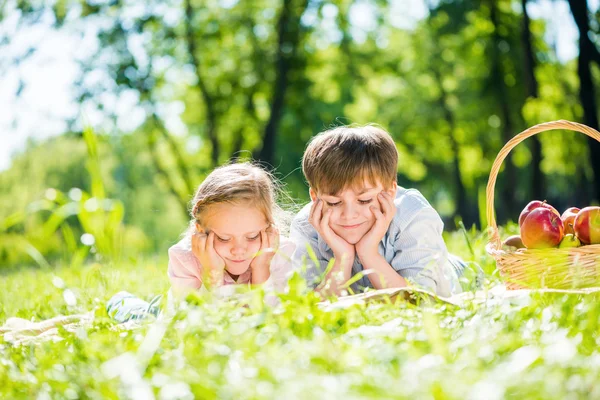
[231,240,246,255]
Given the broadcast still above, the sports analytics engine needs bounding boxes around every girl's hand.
[356,190,396,261]
[250,226,279,270]
[309,199,355,265]
[250,225,279,284]
[192,229,225,286]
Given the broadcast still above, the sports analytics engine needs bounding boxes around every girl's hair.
[186,162,291,236]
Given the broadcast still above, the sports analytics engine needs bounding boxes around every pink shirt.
[167,235,296,293]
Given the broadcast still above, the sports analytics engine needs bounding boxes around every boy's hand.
[309,199,355,265]
[356,191,396,261]
[192,229,225,284]
[250,225,279,274]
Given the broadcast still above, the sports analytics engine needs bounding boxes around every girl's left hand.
[356,190,396,260]
[250,225,280,273]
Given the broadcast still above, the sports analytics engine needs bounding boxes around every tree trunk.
[425,0,476,227]
[520,0,544,202]
[229,127,245,162]
[145,128,189,218]
[256,0,308,166]
[567,0,600,202]
[433,66,476,228]
[489,0,518,222]
[152,114,195,197]
[184,0,219,166]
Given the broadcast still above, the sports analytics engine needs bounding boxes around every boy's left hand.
[356,190,396,260]
[250,225,279,273]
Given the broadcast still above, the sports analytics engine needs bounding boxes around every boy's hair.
[302,125,398,194]
[188,162,289,234]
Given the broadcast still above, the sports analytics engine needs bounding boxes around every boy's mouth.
[340,222,364,229]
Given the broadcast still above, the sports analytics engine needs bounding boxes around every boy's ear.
[387,182,397,196]
[309,187,317,202]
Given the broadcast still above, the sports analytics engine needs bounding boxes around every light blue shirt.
[290,186,461,297]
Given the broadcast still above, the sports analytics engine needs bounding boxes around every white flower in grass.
[159,382,193,400]
[80,233,95,246]
[84,198,98,212]
[68,188,82,202]
[63,289,77,307]
[52,276,65,289]
[469,380,504,400]
[45,188,57,201]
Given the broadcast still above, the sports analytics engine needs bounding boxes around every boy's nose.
[340,203,358,219]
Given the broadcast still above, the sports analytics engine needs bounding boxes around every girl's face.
[199,203,269,276]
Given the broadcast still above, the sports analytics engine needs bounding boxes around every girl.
[168,162,295,294]
[107,163,295,322]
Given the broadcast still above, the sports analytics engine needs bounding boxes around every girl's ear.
[195,222,204,233]
[309,187,317,202]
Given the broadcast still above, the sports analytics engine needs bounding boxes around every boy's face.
[310,180,397,245]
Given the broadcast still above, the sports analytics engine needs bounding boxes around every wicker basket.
[486,120,600,289]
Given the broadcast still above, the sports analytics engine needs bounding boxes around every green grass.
[2,229,600,399]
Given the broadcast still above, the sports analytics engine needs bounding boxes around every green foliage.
[4,0,599,232]
[0,132,117,266]
[0,128,195,267]
[3,0,600,267]
[0,129,171,267]
[1,232,600,399]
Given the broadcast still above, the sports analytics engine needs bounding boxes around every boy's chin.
[336,231,363,245]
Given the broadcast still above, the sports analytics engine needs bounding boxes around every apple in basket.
[573,206,600,245]
[519,200,560,226]
[520,208,564,249]
[502,235,525,250]
[561,207,580,235]
[558,234,581,249]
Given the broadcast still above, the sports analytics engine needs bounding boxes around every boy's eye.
[359,199,373,205]
[326,201,341,207]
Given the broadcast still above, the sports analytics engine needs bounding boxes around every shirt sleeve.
[389,206,451,297]
[167,245,203,292]
[289,215,331,289]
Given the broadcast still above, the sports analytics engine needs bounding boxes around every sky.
[0,0,598,171]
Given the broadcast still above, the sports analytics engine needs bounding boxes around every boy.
[290,125,463,297]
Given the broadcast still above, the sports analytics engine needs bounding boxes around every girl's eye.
[216,236,230,243]
[326,201,341,207]
[247,234,260,241]
[359,199,373,205]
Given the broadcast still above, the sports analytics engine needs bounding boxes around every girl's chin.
[225,262,250,275]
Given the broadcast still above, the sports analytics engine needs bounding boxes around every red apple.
[519,200,560,227]
[573,206,600,245]
[561,207,580,235]
[520,208,565,249]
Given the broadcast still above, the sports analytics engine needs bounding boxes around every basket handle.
[486,119,600,249]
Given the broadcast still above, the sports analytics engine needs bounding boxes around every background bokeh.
[1,0,599,267]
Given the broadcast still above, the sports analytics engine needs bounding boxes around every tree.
[520,0,544,201]
[567,0,600,203]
